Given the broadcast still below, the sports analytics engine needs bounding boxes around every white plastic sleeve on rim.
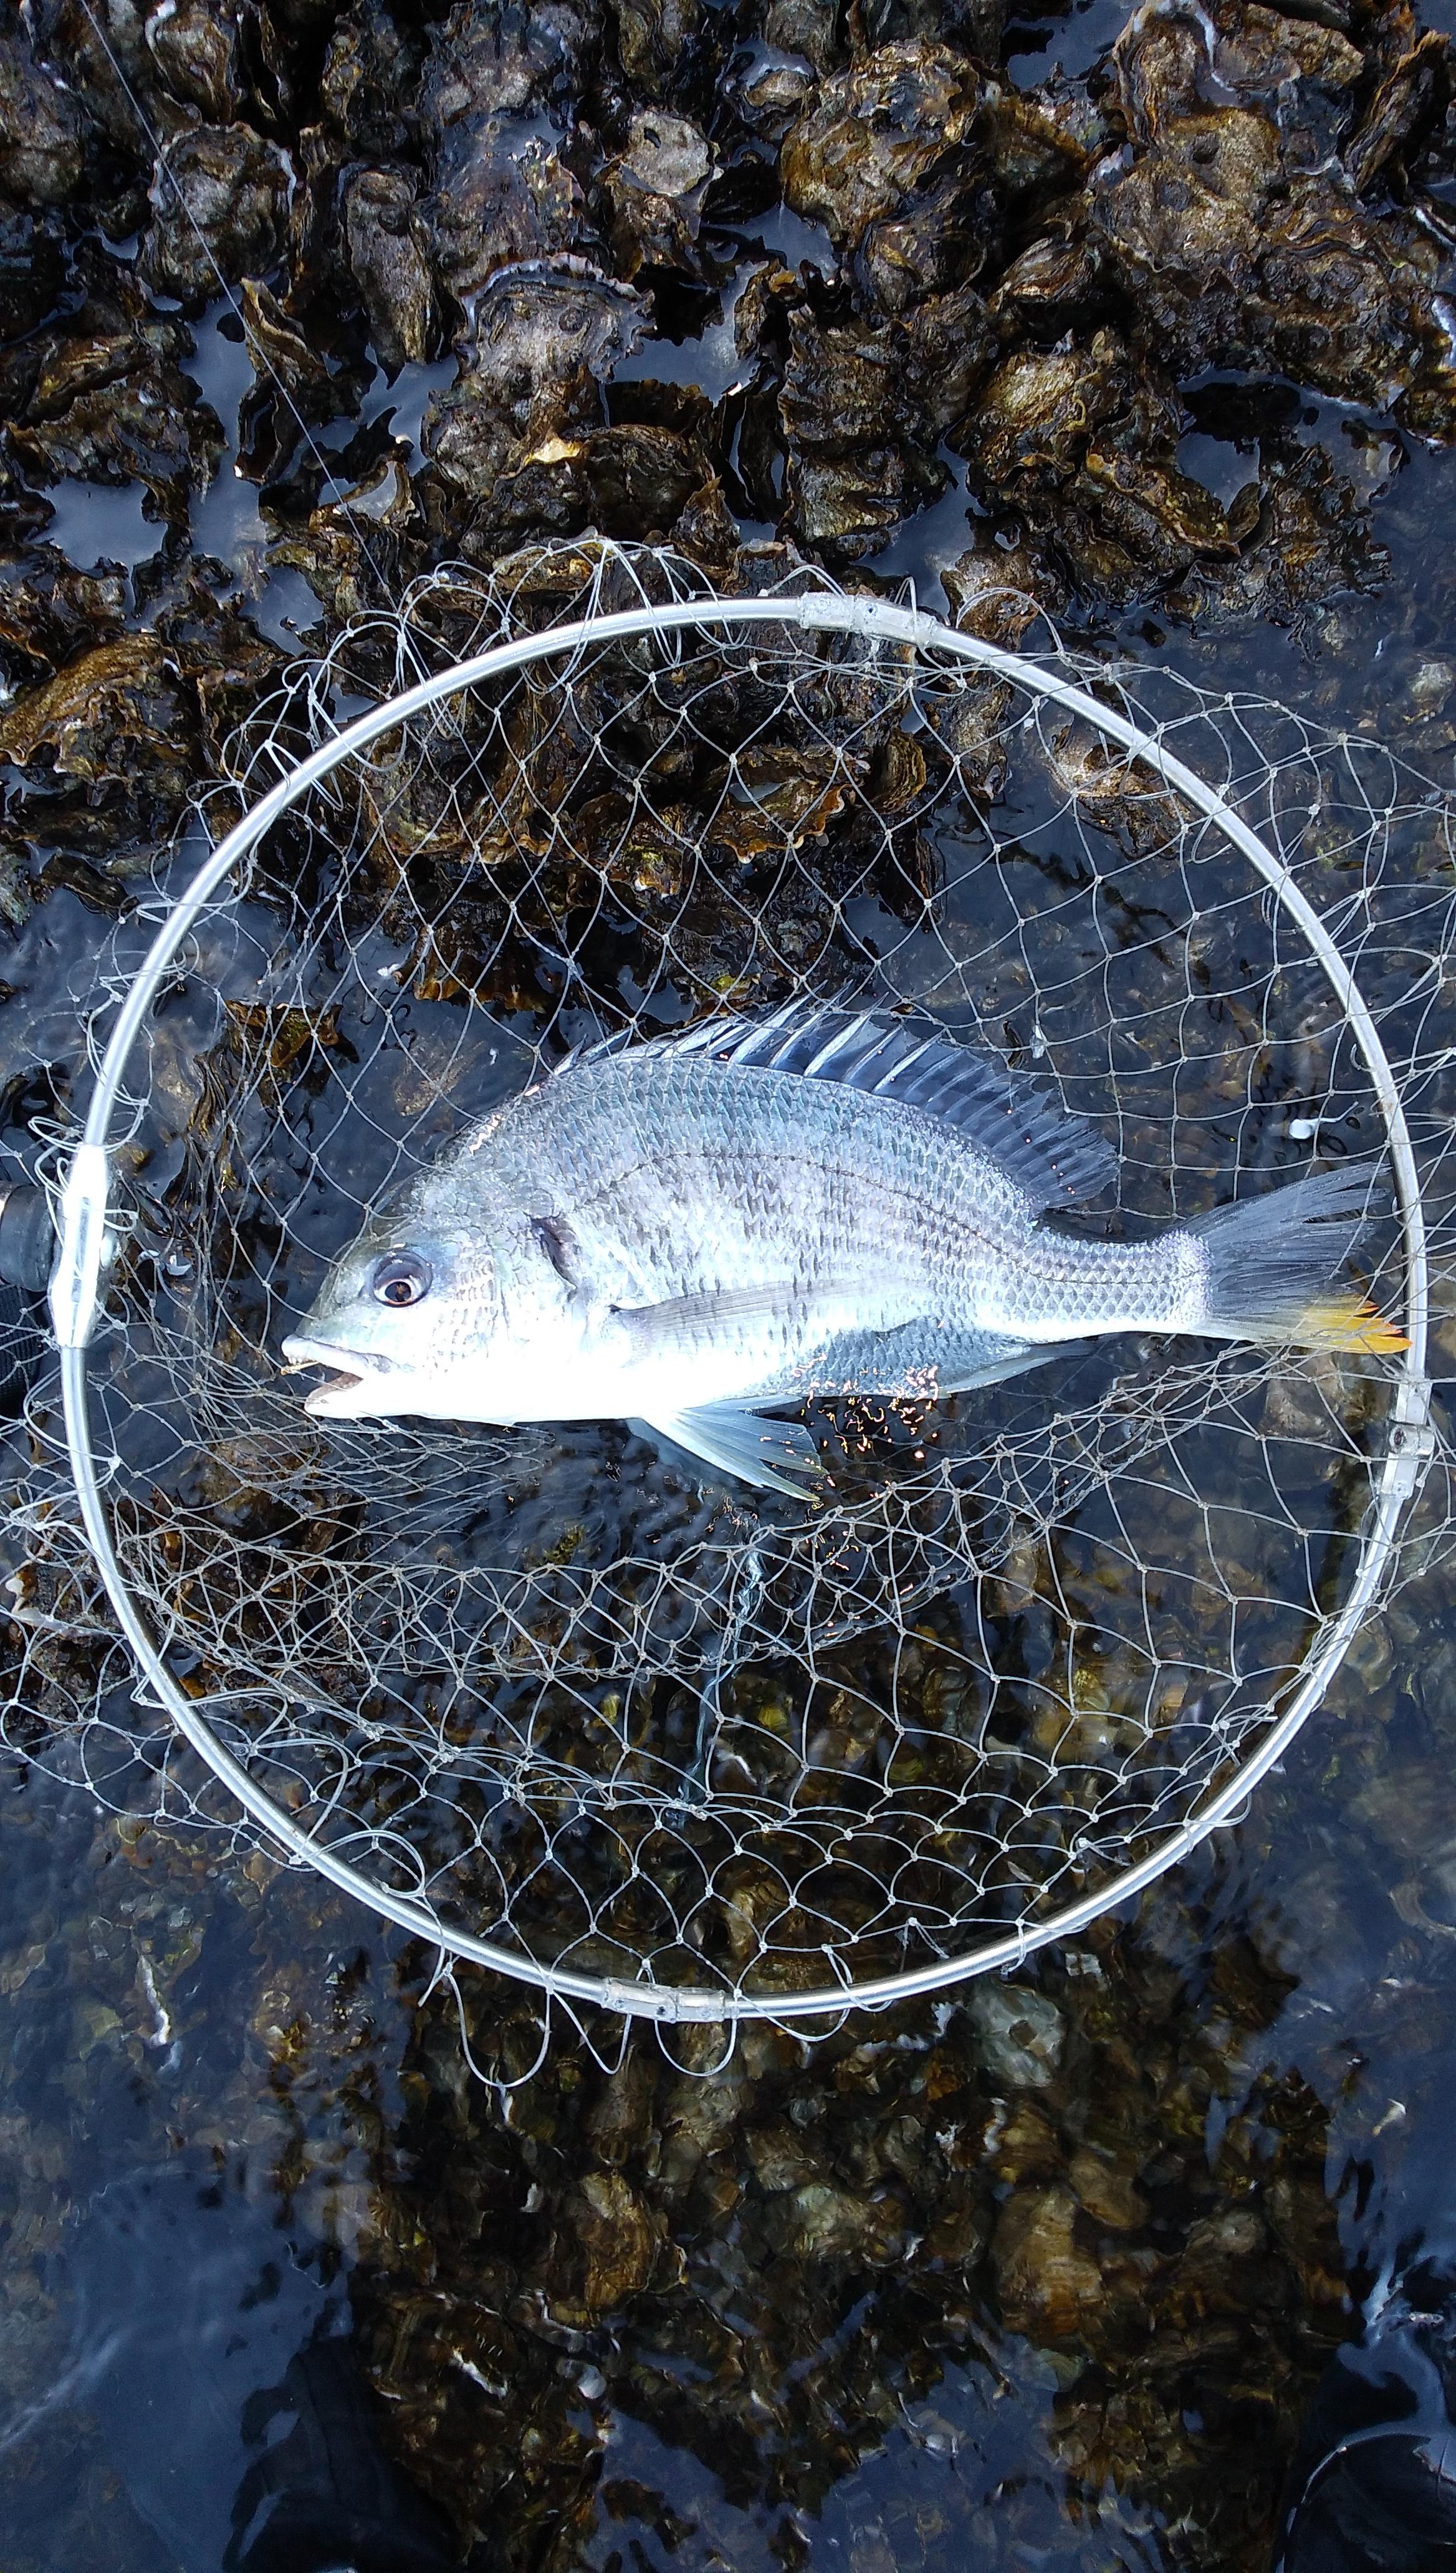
[51,1144,110,1351]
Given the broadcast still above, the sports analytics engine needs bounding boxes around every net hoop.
[50,587,1437,2023]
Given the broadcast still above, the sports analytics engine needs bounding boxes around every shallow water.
[1,3,1456,2566]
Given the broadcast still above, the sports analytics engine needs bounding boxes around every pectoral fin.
[635,1402,824,1498]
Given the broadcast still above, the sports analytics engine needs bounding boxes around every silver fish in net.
[280,1004,1406,1494]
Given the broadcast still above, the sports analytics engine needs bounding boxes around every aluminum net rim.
[50,586,1437,2023]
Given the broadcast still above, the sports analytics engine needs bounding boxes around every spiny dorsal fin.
[616,1003,1118,1209]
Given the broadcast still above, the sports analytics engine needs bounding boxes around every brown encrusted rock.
[864,0,1003,62]
[421,267,646,511]
[965,328,1236,600]
[321,0,424,156]
[420,0,595,299]
[1085,0,1456,431]
[31,0,168,163]
[782,40,990,310]
[602,109,717,278]
[144,0,252,123]
[777,312,929,562]
[0,631,195,785]
[11,320,224,529]
[1168,443,1388,628]
[896,279,995,436]
[0,33,86,206]
[0,211,69,347]
[0,553,129,684]
[992,2185,1103,2339]
[766,2180,906,2263]
[138,123,291,304]
[344,170,438,372]
[614,0,699,104]
[1345,27,1449,196]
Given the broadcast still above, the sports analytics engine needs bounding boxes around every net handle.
[52,587,1436,2023]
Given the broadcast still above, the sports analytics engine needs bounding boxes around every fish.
[280,1004,1407,1497]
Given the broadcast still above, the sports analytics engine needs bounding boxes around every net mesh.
[7,539,1455,2016]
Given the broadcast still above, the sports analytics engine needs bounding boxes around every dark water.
[3,4,1456,2567]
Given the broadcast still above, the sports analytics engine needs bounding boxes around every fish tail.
[1189,1161,1408,1355]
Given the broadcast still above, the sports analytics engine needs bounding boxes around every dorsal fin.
[590,1003,1118,1209]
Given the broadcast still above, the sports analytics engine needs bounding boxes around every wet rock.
[782,41,990,312]
[985,2095,1063,2185]
[0,211,69,346]
[421,266,646,520]
[896,279,995,438]
[992,2184,1102,2339]
[1171,444,1388,628]
[732,52,818,146]
[0,632,196,811]
[236,278,357,478]
[602,109,717,279]
[942,537,1056,644]
[969,1981,1065,2091]
[31,0,167,166]
[320,0,424,158]
[866,0,1002,59]
[144,0,253,125]
[152,578,286,769]
[1344,27,1449,198]
[1159,2205,1286,2327]
[965,328,1235,601]
[669,469,740,567]
[344,171,438,373]
[1086,0,1456,431]
[987,226,1103,338]
[982,87,1088,202]
[1068,2145,1146,2233]
[0,32,86,206]
[779,314,914,558]
[138,123,291,305]
[0,552,128,684]
[11,312,223,532]
[762,0,842,73]
[614,0,699,106]
[420,0,595,304]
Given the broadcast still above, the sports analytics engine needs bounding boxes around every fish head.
[280,1210,507,1421]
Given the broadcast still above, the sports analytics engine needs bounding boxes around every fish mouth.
[280,1333,396,1416]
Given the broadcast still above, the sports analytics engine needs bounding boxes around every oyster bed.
[1,0,1456,2563]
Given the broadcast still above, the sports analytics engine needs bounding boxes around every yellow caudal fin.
[1192,1161,1406,1358]
[1295,1292,1409,1356]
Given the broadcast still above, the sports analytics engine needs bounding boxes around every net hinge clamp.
[1386,1381,1437,1503]
[51,1142,110,1350]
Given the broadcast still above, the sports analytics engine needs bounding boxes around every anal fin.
[938,1336,1096,1396]
[635,1402,823,1499]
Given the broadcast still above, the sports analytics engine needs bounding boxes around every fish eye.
[371,1251,433,1308]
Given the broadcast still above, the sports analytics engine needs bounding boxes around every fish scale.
[281,1006,1403,1495]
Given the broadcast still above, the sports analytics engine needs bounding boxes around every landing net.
[14,542,1454,2021]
